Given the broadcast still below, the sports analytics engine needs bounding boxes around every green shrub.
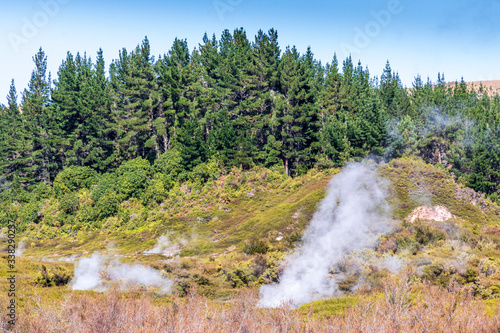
[395,232,417,252]
[243,239,269,255]
[59,192,79,215]
[415,223,446,246]
[53,166,97,198]
[75,204,97,225]
[19,201,41,229]
[154,149,183,177]
[226,268,255,288]
[462,267,478,284]
[314,154,336,170]
[460,229,479,247]
[35,264,73,287]
[125,211,149,230]
[0,203,17,228]
[94,191,119,220]
[91,172,118,203]
[288,231,302,245]
[116,157,152,199]
[422,263,452,287]
[488,192,499,202]
[299,296,359,318]
[142,173,174,204]
[29,182,53,201]
[338,275,359,293]
[188,159,221,185]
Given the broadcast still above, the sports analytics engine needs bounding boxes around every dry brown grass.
[1,282,499,333]
[446,80,500,96]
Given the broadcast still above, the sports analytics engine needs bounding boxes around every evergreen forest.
[2,28,500,231]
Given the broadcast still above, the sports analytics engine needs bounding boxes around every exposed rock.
[455,185,486,206]
[219,205,232,212]
[407,205,455,223]
[455,184,500,216]
[420,139,449,167]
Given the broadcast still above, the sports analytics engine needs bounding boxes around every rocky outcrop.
[407,205,455,223]
[420,139,449,167]
[455,185,489,209]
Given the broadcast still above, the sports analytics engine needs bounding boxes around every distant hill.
[445,80,500,96]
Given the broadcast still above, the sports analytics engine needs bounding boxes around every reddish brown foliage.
[1,284,499,333]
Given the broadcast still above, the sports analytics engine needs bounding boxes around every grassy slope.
[20,168,334,258]
[0,167,335,302]
[2,158,500,316]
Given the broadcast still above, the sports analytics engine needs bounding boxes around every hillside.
[445,80,500,96]
[1,157,500,330]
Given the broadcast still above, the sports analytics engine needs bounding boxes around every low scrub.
[2,281,499,332]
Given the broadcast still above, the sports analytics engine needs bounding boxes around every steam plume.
[258,163,393,308]
[15,241,25,257]
[144,234,171,254]
[144,233,184,256]
[72,252,104,291]
[71,252,172,293]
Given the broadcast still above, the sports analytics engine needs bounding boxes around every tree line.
[1,28,500,199]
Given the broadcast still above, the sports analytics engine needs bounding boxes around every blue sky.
[1,0,499,105]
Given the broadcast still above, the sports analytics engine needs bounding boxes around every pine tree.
[156,38,192,154]
[207,109,238,167]
[379,60,410,117]
[51,50,116,171]
[433,72,449,108]
[276,46,319,175]
[252,28,280,92]
[51,52,79,166]
[0,80,23,181]
[277,46,300,175]
[316,55,343,163]
[317,54,341,125]
[86,49,117,171]
[214,28,259,168]
[250,28,281,162]
[6,79,20,116]
[380,60,395,111]
[20,48,60,186]
[111,37,160,162]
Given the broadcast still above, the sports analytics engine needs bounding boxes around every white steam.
[381,255,404,274]
[108,262,172,293]
[71,252,172,293]
[144,234,184,256]
[258,163,393,308]
[145,235,171,254]
[15,241,25,257]
[72,252,104,291]
[385,107,479,160]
